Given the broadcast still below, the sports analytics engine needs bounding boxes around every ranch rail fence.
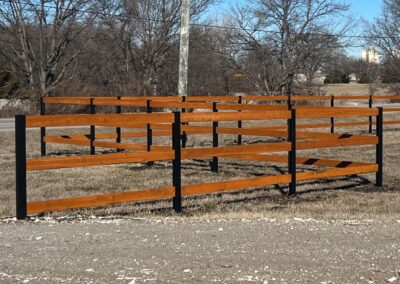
[15,107,383,220]
[38,95,398,157]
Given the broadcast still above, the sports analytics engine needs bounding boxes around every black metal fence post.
[146,100,154,166]
[15,115,27,220]
[90,98,96,155]
[369,95,373,134]
[288,109,297,195]
[237,95,242,145]
[40,97,46,156]
[172,112,182,212]
[182,96,188,148]
[211,102,219,173]
[288,95,292,110]
[330,95,335,134]
[376,107,383,188]
[116,96,122,152]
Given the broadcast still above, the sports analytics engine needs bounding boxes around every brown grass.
[320,83,391,96]
[1,113,400,220]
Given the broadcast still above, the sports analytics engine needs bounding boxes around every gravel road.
[0,118,14,131]
[0,217,399,283]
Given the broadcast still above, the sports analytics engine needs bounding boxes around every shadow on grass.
[62,174,380,218]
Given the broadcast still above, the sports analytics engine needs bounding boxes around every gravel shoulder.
[1,217,399,283]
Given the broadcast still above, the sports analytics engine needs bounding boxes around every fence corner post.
[146,100,154,166]
[211,101,219,173]
[172,112,182,212]
[89,98,96,155]
[181,96,188,148]
[238,95,242,145]
[376,107,383,188]
[116,96,122,153]
[330,95,335,134]
[40,96,46,157]
[15,115,27,220]
[369,95,373,134]
[288,109,297,195]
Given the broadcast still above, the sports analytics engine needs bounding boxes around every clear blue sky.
[212,0,382,18]
[347,0,383,56]
[209,0,384,57]
[349,0,382,20]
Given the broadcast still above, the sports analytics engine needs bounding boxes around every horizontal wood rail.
[181,111,291,122]
[384,108,400,112]
[44,131,172,142]
[384,120,400,125]
[181,136,377,160]
[27,110,344,129]
[43,97,93,105]
[42,94,400,106]
[30,136,378,171]
[224,154,373,168]
[182,165,378,196]
[297,136,378,150]
[28,187,175,214]
[151,101,212,109]
[297,108,378,118]
[217,127,367,140]
[43,127,367,150]
[27,151,174,171]
[217,104,287,111]
[27,113,174,128]
[182,142,290,159]
[29,108,376,129]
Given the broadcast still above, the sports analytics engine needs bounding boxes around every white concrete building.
[361,47,380,64]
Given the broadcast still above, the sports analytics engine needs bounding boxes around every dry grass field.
[1,110,400,221]
[319,83,392,96]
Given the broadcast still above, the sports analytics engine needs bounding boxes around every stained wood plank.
[182,165,378,196]
[27,113,174,128]
[28,187,175,214]
[27,151,174,171]
[181,111,290,123]
[224,154,372,168]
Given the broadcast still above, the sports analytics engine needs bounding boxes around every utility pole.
[178,0,190,97]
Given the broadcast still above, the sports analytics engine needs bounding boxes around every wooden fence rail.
[15,108,384,219]
[38,95,400,157]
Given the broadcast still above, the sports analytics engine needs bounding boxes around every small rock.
[35,236,43,241]
[387,277,397,283]
[184,269,192,273]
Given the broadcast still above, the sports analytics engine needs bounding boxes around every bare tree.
[0,0,96,97]
[97,0,215,96]
[220,0,350,95]
[365,0,400,78]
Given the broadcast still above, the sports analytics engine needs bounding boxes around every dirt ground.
[0,217,399,283]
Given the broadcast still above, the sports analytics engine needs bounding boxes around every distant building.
[361,47,380,64]
[349,73,358,82]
